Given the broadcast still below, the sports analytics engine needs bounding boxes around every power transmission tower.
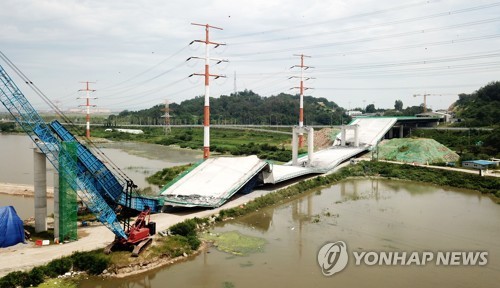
[162,98,171,134]
[187,23,227,159]
[290,54,313,148]
[78,81,97,138]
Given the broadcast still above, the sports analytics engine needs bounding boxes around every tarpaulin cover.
[0,206,25,248]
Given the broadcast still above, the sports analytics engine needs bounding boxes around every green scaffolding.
[59,141,78,241]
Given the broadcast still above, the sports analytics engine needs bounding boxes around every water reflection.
[79,179,500,288]
[0,134,201,220]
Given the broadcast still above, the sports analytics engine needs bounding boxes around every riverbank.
[0,183,54,198]
[1,160,499,282]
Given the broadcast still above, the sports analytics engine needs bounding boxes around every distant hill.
[117,90,348,126]
[451,81,500,127]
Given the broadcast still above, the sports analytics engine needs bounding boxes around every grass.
[90,126,298,162]
[146,164,193,187]
[200,231,266,256]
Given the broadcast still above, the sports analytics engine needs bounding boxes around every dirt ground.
[0,183,54,198]
[313,128,339,150]
[0,184,293,277]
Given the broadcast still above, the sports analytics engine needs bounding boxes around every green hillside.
[452,81,500,127]
[114,90,348,126]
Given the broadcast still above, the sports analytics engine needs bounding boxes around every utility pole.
[290,54,313,148]
[162,98,171,134]
[233,71,237,95]
[78,81,96,138]
[188,23,227,159]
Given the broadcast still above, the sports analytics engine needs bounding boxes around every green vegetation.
[37,278,77,288]
[146,164,193,187]
[452,81,500,127]
[91,126,298,162]
[151,218,205,258]
[168,218,201,250]
[378,138,459,164]
[109,91,347,126]
[200,231,266,256]
[151,235,197,258]
[412,128,499,159]
[0,122,16,132]
[0,250,110,288]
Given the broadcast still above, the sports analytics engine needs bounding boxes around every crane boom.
[0,64,127,239]
[413,93,443,113]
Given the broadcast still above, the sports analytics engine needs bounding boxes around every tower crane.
[413,93,443,113]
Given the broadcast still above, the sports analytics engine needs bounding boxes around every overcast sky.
[1,0,500,113]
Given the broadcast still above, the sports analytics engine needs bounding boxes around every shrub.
[152,235,192,258]
[46,257,72,277]
[0,271,30,288]
[71,251,110,275]
[169,219,197,237]
[187,235,201,250]
[27,266,46,287]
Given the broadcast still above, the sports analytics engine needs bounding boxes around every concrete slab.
[161,155,268,207]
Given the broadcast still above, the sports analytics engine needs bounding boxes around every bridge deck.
[160,155,268,208]
[161,118,398,208]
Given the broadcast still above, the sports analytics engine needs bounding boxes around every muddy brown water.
[0,134,202,219]
[78,179,500,288]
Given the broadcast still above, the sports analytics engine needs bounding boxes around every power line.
[227,17,500,57]
[229,2,500,46]
[221,0,438,40]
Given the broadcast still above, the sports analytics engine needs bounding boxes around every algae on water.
[200,231,266,256]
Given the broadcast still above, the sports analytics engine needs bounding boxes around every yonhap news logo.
[318,241,488,276]
[317,241,349,276]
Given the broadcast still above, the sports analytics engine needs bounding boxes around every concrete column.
[388,128,393,139]
[53,171,59,242]
[354,125,359,147]
[34,149,47,233]
[307,127,314,166]
[399,125,404,138]
[292,127,298,165]
[341,125,346,146]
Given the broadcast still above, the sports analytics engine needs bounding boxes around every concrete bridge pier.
[33,148,47,233]
[292,126,315,166]
[340,124,360,147]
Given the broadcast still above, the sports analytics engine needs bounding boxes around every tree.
[394,100,403,111]
[365,104,376,113]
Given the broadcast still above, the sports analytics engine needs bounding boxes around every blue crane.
[0,63,128,239]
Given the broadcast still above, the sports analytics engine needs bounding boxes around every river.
[0,133,202,219]
[79,178,500,288]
